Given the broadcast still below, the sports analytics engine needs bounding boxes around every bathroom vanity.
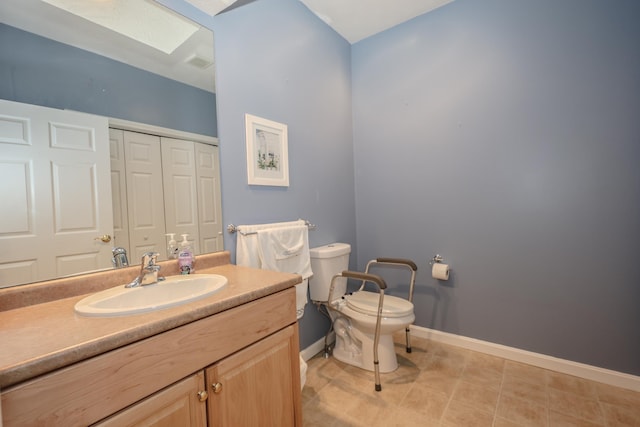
[0,252,303,426]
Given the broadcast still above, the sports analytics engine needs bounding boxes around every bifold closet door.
[109,129,131,255]
[195,143,223,253]
[161,137,199,254]
[123,130,166,261]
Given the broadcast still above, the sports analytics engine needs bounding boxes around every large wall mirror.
[0,0,223,288]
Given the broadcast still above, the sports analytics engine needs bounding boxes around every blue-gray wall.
[0,24,217,137]
[352,0,640,375]
[211,0,356,348]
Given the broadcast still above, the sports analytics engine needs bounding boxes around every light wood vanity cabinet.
[93,372,208,427]
[2,288,302,427]
[206,325,298,427]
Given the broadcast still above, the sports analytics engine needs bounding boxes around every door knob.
[94,234,112,243]
[197,390,208,402]
[211,382,223,394]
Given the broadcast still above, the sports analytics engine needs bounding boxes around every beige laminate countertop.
[0,252,300,389]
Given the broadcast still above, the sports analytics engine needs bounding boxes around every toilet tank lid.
[310,243,351,258]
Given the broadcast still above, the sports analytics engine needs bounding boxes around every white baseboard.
[301,333,333,362]
[301,326,640,392]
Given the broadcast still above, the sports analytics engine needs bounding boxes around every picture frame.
[245,113,289,187]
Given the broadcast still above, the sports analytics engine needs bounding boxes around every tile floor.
[301,333,640,426]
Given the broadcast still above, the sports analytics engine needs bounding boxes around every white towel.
[256,225,312,279]
[235,220,312,319]
[257,225,312,319]
[236,220,305,268]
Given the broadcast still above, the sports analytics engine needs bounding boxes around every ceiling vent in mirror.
[185,54,214,70]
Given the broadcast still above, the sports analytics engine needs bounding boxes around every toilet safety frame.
[324,258,418,392]
[363,258,418,353]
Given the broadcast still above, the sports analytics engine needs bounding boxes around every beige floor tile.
[316,377,368,414]
[422,353,466,378]
[549,410,605,427]
[461,362,504,389]
[303,397,354,427]
[441,400,495,427]
[450,379,500,413]
[548,388,604,424]
[461,351,505,389]
[305,356,348,390]
[502,374,548,406]
[465,350,506,373]
[494,416,528,427]
[303,338,637,427]
[427,341,471,361]
[600,401,640,427]
[415,369,460,396]
[503,360,549,387]
[370,406,436,427]
[496,393,549,426]
[397,382,450,422]
[340,394,395,426]
[595,382,640,410]
[547,371,598,399]
[373,380,415,406]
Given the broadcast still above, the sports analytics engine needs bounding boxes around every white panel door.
[161,137,199,254]
[123,131,166,261]
[0,99,112,288]
[195,143,223,253]
[109,129,130,254]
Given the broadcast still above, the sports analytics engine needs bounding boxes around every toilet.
[309,243,415,373]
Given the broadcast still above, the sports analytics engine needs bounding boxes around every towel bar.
[227,220,316,235]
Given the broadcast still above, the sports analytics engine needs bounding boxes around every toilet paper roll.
[432,263,450,280]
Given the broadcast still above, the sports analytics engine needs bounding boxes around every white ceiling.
[212,0,455,44]
[299,0,454,44]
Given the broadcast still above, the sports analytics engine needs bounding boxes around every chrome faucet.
[125,251,163,288]
[112,247,129,268]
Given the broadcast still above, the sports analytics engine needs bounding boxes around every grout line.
[491,367,507,427]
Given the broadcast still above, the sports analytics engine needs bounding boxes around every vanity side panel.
[1,288,295,427]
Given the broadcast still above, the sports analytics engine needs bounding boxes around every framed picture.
[245,114,289,187]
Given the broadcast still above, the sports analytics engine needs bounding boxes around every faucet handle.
[141,251,159,266]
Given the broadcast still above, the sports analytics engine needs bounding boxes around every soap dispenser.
[166,233,179,259]
[178,234,194,274]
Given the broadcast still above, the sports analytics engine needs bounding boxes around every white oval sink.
[74,274,228,317]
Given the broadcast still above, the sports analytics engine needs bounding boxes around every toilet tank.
[309,243,351,302]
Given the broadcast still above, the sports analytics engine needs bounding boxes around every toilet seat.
[346,291,414,318]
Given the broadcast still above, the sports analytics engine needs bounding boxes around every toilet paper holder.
[430,254,444,265]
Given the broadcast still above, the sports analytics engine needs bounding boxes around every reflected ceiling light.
[40,0,200,54]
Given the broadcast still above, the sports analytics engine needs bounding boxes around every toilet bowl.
[309,243,415,373]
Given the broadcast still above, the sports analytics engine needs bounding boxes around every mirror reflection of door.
[0,99,113,287]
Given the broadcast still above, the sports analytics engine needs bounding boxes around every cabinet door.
[206,325,302,427]
[93,371,207,427]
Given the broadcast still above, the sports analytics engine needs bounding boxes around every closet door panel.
[161,138,199,254]
[124,131,165,261]
[195,143,223,253]
[109,129,130,254]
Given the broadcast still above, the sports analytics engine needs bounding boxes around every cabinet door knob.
[211,382,223,394]
[197,390,208,402]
